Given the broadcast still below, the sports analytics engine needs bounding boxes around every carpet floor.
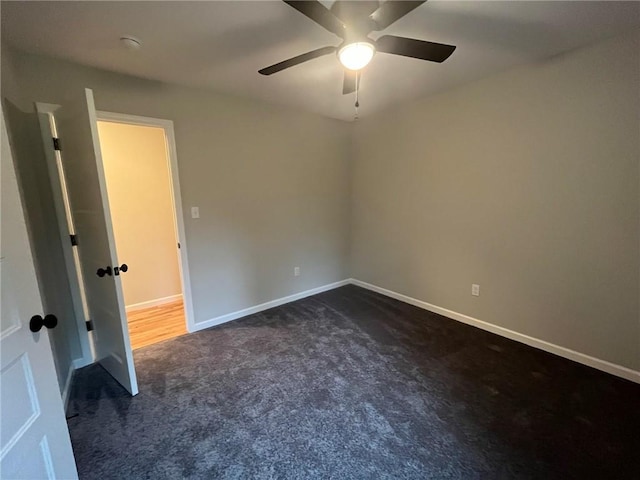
[67,285,640,479]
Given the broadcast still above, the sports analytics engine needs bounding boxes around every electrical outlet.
[294,267,300,277]
[191,206,200,219]
[472,284,480,296]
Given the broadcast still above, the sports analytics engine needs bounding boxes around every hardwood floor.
[126,300,187,350]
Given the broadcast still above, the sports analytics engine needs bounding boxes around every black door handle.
[114,264,128,276]
[97,266,112,277]
[30,314,58,332]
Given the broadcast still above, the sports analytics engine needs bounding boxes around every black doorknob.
[114,264,128,275]
[97,266,113,277]
[113,263,129,275]
[30,314,58,333]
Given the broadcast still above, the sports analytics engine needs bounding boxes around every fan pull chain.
[354,70,360,121]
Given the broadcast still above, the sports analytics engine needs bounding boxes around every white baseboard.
[193,279,350,332]
[61,363,75,413]
[350,278,640,384]
[126,294,183,312]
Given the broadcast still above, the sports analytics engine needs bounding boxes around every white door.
[1,107,78,479]
[55,89,138,395]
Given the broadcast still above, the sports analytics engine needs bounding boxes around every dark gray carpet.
[67,285,640,479]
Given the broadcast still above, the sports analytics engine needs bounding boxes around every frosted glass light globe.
[338,42,375,71]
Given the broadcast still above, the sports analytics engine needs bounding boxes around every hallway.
[127,300,186,350]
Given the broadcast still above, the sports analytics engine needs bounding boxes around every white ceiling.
[2,1,639,121]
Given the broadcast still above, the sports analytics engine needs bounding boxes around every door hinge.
[85,319,94,332]
[70,234,78,246]
[52,137,61,151]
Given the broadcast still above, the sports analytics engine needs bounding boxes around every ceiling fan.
[258,0,457,95]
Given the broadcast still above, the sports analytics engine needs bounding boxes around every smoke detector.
[120,36,142,50]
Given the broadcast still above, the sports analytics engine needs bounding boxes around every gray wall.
[1,44,22,104]
[2,45,82,393]
[5,48,352,331]
[351,31,640,371]
[4,28,638,379]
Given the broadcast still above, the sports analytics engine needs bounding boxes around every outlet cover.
[472,284,480,296]
[294,267,300,277]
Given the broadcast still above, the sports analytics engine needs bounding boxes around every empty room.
[1,1,638,479]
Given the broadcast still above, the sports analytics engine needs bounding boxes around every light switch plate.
[191,206,200,219]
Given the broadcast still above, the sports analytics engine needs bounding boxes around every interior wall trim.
[193,280,351,332]
[35,102,94,367]
[126,294,183,312]
[184,276,639,384]
[61,363,75,414]
[96,109,196,336]
[350,278,640,384]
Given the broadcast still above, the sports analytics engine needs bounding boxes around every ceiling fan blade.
[342,70,359,95]
[259,46,337,76]
[376,35,456,63]
[369,1,427,31]
[283,1,346,37]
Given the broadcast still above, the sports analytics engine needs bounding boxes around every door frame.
[95,111,196,333]
[35,102,94,368]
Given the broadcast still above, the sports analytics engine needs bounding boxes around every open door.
[1,106,78,479]
[55,89,138,395]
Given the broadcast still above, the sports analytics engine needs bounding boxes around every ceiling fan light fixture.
[338,42,375,70]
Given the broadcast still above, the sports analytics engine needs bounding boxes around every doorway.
[37,100,195,371]
[96,115,189,349]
